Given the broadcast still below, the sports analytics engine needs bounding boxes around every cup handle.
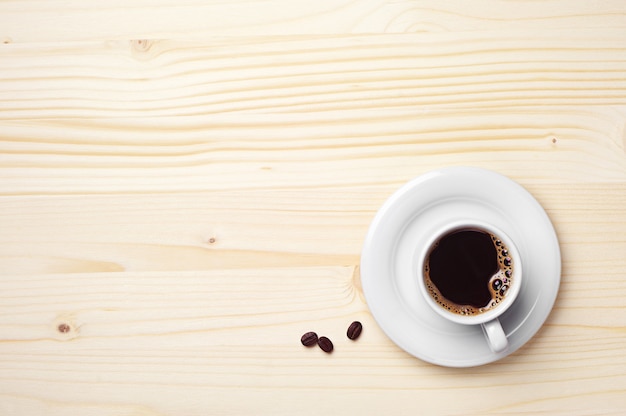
[481,318,508,353]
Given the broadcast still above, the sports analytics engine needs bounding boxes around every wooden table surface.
[1,1,626,414]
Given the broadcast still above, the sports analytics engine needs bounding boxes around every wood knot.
[57,323,71,333]
[351,265,365,303]
[131,39,152,52]
[53,314,79,341]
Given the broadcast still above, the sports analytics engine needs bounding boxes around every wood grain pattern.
[1,0,626,414]
[2,32,626,119]
[1,0,626,42]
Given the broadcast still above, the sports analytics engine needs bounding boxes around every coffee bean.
[347,321,362,340]
[301,331,318,347]
[317,336,333,353]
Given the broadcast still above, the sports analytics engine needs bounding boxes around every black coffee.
[424,228,514,316]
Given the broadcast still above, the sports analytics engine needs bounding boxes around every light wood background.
[1,1,626,414]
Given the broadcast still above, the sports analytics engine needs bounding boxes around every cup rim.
[415,219,523,326]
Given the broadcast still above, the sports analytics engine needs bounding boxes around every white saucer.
[361,167,561,367]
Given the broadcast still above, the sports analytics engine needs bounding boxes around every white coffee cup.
[415,220,522,353]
